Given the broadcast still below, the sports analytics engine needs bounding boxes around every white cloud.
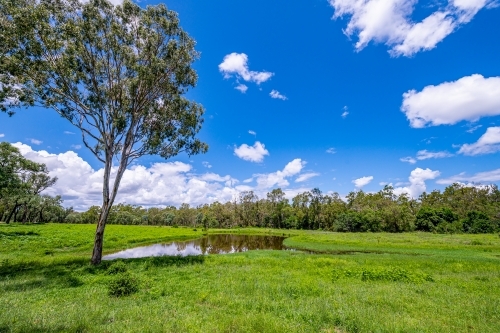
[0,134,4,138]
[202,161,212,169]
[416,149,453,160]
[393,168,440,198]
[12,143,241,210]
[401,150,452,164]
[326,147,337,154]
[458,126,500,155]
[71,144,82,150]
[270,90,288,100]
[248,130,256,136]
[341,106,349,118]
[400,156,417,164]
[219,53,274,85]
[235,84,248,93]
[295,172,320,183]
[234,141,269,163]
[402,74,500,128]
[64,131,75,135]
[254,159,305,189]
[329,0,494,57]
[30,139,42,145]
[353,176,373,188]
[466,124,483,133]
[12,144,315,211]
[437,168,500,185]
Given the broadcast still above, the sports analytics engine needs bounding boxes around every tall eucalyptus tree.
[0,0,208,264]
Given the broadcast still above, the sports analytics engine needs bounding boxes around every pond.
[102,234,287,260]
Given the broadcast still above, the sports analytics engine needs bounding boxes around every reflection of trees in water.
[195,234,285,254]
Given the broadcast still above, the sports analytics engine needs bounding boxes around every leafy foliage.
[64,183,500,234]
[0,142,64,223]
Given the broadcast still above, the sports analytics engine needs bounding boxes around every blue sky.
[1,0,500,209]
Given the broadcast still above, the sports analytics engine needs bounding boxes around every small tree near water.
[0,0,208,264]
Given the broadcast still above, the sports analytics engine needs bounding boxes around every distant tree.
[0,142,57,223]
[1,0,208,264]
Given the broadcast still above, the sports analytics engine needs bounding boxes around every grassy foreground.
[0,224,499,332]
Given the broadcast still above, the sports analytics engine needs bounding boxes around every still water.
[103,234,286,260]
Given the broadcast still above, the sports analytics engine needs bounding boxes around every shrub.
[107,261,127,275]
[416,207,458,232]
[462,211,495,234]
[107,273,139,297]
[332,267,433,283]
[333,212,366,232]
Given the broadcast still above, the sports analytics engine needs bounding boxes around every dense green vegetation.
[67,185,500,234]
[1,223,499,332]
[0,142,68,224]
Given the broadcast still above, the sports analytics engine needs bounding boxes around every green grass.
[1,224,499,332]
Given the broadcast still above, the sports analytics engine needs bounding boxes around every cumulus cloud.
[202,161,212,169]
[219,53,274,87]
[402,74,500,128]
[71,144,82,150]
[235,84,248,93]
[295,172,320,183]
[270,90,288,100]
[248,130,256,136]
[437,168,500,185]
[12,144,315,211]
[254,159,305,189]
[12,143,241,210]
[458,126,500,155]
[353,176,373,188]
[234,141,269,163]
[329,0,495,57]
[0,134,4,138]
[394,168,440,198]
[30,139,42,145]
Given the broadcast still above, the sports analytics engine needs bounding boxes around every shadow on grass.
[0,324,89,333]
[0,255,205,293]
[0,230,40,237]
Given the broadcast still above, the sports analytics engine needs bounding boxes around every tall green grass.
[1,224,499,332]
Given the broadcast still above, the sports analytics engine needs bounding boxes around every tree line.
[2,141,499,233]
[66,184,500,234]
[0,142,71,223]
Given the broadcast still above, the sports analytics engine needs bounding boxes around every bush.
[107,261,127,275]
[107,273,139,297]
[333,212,366,232]
[416,207,458,232]
[332,267,433,283]
[462,211,495,234]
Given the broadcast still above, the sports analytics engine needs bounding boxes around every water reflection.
[103,234,286,260]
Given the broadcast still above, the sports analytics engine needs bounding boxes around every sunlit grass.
[1,224,499,332]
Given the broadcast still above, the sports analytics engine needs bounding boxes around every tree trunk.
[90,143,131,265]
[6,202,19,224]
[90,204,110,265]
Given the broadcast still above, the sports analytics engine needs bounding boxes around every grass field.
[1,223,499,332]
